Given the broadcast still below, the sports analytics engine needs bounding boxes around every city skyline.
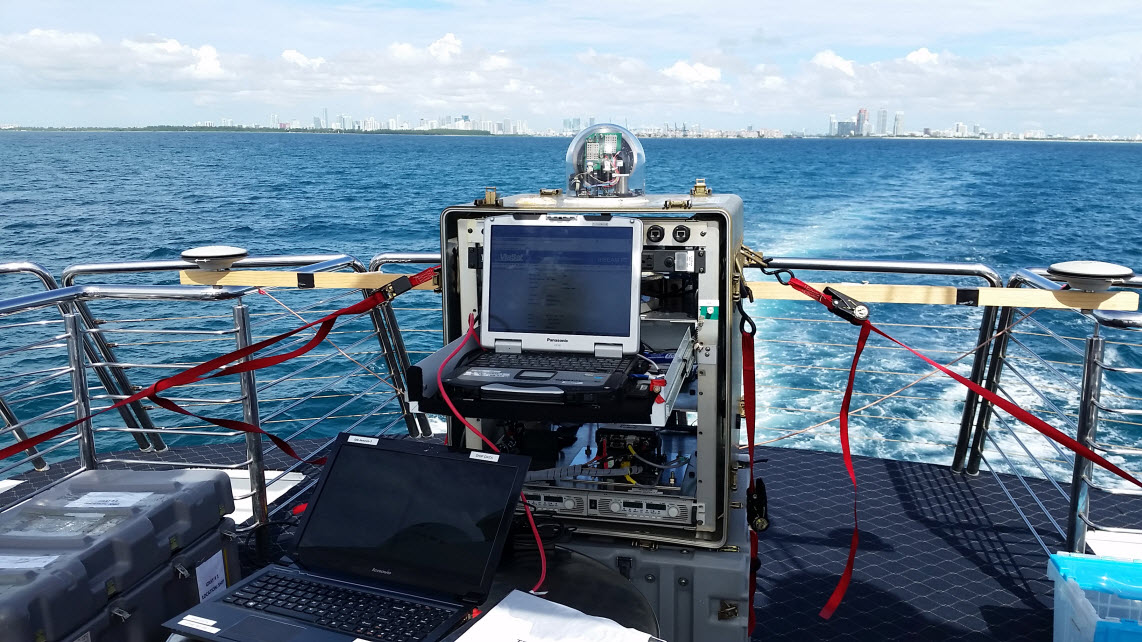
[2,1,1141,136]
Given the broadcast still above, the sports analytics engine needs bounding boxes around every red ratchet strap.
[741,305,760,636]
[0,266,440,465]
[780,276,1142,620]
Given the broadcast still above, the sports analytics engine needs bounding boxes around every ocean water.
[1,132,1141,475]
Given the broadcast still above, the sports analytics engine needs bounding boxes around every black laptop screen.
[487,224,634,336]
[295,443,523,599]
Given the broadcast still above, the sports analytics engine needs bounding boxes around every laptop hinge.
[594,343,623,358]
[494,339,523,354]
[461,592,483,605]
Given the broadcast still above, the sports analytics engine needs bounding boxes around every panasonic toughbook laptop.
[164,434,529,642]
[442,214,643,405]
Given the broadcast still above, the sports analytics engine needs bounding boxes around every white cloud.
[481,54,511,71]
[661,61,722,84]
[905,47,939,65]
[428,33,461,62]
[281,49,325,70]
[388,42,417,60]
[191,44,224,79]
[810,50,855,76]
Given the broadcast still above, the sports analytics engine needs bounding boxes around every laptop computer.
[441,214,644,405]
[164,434,529,642]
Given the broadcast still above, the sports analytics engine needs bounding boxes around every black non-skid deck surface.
[8,439,1135,641]
[752,445,1069,641]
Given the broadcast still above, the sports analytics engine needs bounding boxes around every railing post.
[65,313,97,470]
[365,297,428,437]
[1066,331,1104,553]
[966,305,1017,475]
[233,304,269,557]
[379,303,432,437]
[952,304,1000,472]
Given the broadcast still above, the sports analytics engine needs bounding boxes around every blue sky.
[1,0,1140,135]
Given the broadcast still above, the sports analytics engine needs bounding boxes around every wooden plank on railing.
[179,270,438,290]
[744,281,1139,311]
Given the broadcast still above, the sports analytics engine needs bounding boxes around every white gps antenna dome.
[565,124,645,197]
[181,246,248,271]
[1047,260,1134,292]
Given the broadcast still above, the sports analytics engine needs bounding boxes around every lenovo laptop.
[441,214,644,405]
[165,434,529,642]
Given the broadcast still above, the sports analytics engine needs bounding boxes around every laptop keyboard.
[469,351,632,373]
[224,571,454,641]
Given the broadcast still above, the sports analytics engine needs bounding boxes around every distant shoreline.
[0,127,1138,143]
[0,126,496,136]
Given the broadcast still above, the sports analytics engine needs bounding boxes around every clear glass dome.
[565,124,645,197]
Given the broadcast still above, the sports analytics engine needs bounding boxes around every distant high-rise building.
[972,124,982,135]
[835,120,858,137]
[323,108,328,129]
[572,117,581,131]
[893,112,904,136]
[856,108,868,136]
[270,114,279,128]
[503,118,513,135]
[828,114,837,136]
[876,108,888,136]
[313,117,322,129]
[954,122,967,137]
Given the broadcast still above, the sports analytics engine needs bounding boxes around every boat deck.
[5,438,1130,641]
[753,445,1065,641]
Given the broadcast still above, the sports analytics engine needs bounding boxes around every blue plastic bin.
[1049,553,1142,642]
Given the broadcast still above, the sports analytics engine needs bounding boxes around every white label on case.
[470,452,500,462]
[196,550,227,602]
[183,614,217,626]
[179,619,221,634]
[347,435,379,446]
[0,554,59,569]
[66,492,153,508]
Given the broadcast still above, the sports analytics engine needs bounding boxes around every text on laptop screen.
[296,444,521,598]
[487,225,634,337]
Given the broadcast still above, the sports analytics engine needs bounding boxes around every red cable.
[436,314,547,594]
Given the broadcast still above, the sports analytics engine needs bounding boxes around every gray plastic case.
[62,518,240,642]
[0,470,234,641]
[564,465,752,642]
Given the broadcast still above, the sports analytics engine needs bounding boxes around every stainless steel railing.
[752,257,1002,469]
[3,250,1139,562]
[964,267,1142,554]
[0,254,423,545]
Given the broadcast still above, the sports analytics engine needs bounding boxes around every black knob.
[672,225,691,243]
[647,225,665,243]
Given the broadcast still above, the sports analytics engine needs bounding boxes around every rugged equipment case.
[0,469,235,641]
[431,190,745,549]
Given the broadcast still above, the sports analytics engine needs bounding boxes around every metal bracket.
[663,199,692,210]
[733,244,767,302]
[690,178,713,197]
[475,186,503,207]
[112,607,131,621]
[718,601,740,620]
[174,564,190,579]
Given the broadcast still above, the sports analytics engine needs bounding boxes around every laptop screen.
[295,441,525,600]
[486,224,635,337]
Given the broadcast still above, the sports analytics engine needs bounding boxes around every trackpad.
[222,616,307,642]
[517,370,556,380]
